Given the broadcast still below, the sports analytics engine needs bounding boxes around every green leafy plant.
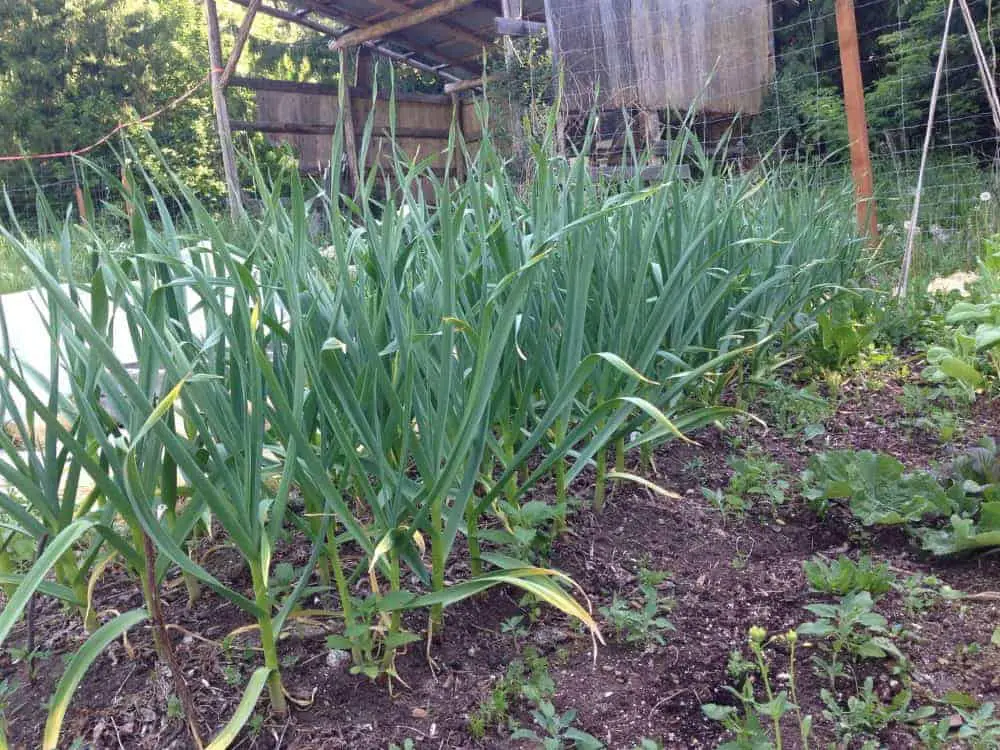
[752,379,831,437]
[916,439,1000,555]
[703,627,810,750]
[511,700,605,749]
[802,450,957,525]
[899,384,963,443]
[598,568,674,647]
[804,294,877,371]
[803,555,895,599]
[797,592,904,687]
[703,452,788,519]
[468,647,554,741]
[895,573,963,615]
[820,677,934,742]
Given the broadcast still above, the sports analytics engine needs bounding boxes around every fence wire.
[509,0,1000,279]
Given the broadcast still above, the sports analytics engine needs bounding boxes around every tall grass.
[0,107,862,748]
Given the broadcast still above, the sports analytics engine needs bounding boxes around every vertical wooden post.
[339,50,362,197]
[74,184,88,225]
[121,165,134,220]
[639,109,661,163]
[834,0,878,242]
[451,92,467,183]
[205,0,245,221]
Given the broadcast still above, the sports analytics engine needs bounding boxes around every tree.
[0,0,222,210]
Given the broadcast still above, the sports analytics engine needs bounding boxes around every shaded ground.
[3,362,1000,749]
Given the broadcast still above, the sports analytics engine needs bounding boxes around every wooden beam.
[225,0,464,82]
[834,0,878,242]
[220,0,262,89]
[230,120,451,139]
[206,0,244,220]
[329,0,480,51]
[289,0,475,74]
[495,18,545,37]
[443,74,501,94]
[228,0,340,35]
[370,0,487,49]
[227,76,453,103]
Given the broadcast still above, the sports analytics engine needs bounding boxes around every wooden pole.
[121,165,134,219]
[220,0,262,89]
[834,0,878,242]
[339,50,362,197]
[899,0,955,297]
[443,75,502,95]
[74,184,88,225]
[329,0,479,51]
[451,92,466,183]
[205,0,245,221]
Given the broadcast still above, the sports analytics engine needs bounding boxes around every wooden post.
[205,0,245,220]
[220,0,262,89]
[451,92,466,183]
[121,165,134,219]
[339,50,362,197]
[639,109,662,163]
[74,184,88,225]
[834,0,878,242]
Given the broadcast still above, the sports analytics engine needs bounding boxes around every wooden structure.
[205,1,546,199]
[201,0,789,200]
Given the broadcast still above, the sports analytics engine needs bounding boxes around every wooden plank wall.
[230,77,482,181]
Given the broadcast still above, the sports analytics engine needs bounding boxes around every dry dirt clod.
[325,649,351,670]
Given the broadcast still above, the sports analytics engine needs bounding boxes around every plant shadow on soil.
[3,363,1000,749]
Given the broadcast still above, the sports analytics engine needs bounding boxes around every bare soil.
[3,363,1000,750]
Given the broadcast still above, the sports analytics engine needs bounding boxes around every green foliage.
[0,95,868,746]
[468,647,555,740]
[0,0,223,208]
[750,379,831,437]
[899,384,963,443]
[922,439,1000,555]
[703,452,788,519]
[798,592,904,686]
[703,628,809,750]
[753,0,999,160]
[820,677,934,742]
[802,450,957,525]
[803,555,895,599]
[804,295,877,372]
[598,568,674,648]
[511,701,605,750]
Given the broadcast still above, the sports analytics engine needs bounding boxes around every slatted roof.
[230,0,547,82]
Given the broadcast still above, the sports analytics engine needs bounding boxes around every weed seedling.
[798,592,904,687]
[599,568,674,648]
[895,573,961,615]
[511,700,605,749]
[803,555,895,599]
[501,614,530,645]
[820,677,934,743]
[467,647,554,740]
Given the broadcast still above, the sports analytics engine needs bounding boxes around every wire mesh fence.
[505,0,1000,282]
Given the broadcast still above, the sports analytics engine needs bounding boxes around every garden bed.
[4,360,999,749]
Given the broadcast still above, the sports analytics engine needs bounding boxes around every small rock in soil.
[326,649,351,670]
